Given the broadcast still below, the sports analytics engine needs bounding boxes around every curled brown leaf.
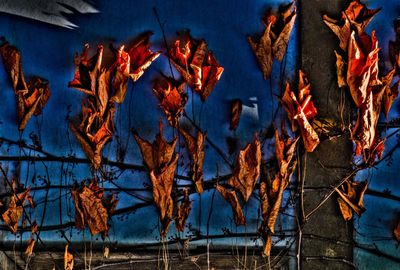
[335,180,368,221]
[216,185,246,226]
[175,189,192,232]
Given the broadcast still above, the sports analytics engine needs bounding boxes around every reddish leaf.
[169,33,224,101]
[112,33,160,103]
[248,1,296,79]
[335,180,368,221]
[279,71,319,152]
[227,136,261,202]
[179,128,206,193]
[216,185,246,226]
[153,77,188,127]
[175,189,192,232]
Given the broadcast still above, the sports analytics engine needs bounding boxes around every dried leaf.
[179,128,206,193]
[248,1,296,79]
[70,103,115,169]
[0,42,51,130]
[335,180,368,221]
[279,71,319,152]
[68,44,103,96]
[133,121,177,171]
[259,129,298,256]
[1,189,34,234]
[64,244,74,270]
[103,246,110,259]
[227,136,261,202]
[150,154,179,237]
[230,99,242,130]
[153,77,188,127]
[175,189,192,232]
[216,185,246,226]
[383,80,399,120]
[323,0,380,51]
[112,33,160,103]
[169,33,224,101]
[71,179,117,238]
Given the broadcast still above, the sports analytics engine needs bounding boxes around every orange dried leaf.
[153,77,188,127]
[150,154,179,238]
[179,128,206,193]
[335,180,368,221]
[216,185,246,226]
[1,189,33,234]
[383,80,399,120]
[335,51,347,88]
[133,121,177,171]
[228,136,261,202]
[169,33,224,101]
[64,244,74,270]
[71,179,117,238]
[0,42,51,130]
[25,236,35,256]
[175,189,192,232]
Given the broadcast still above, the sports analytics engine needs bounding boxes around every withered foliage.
[279,70,319,152]
[25,220,38,256]
[175,189,192,232]
[230,99,243,131]
[169,32,224,101]
[335,180,368,221]
[323,0,380,51]
[0,41,51,130]
[64,244,74,270]
[179,128,206,193]
[324,0,398,164]
[134,121,179,237]
[227,136,262,202]
[69,34,159,169]
[1,188,34,234]
[71,179,118,238]
[259,128,298,256]
[248,1,297,79]
[112,33,161,103]
[216,185,246,226]
[153,77,188,127]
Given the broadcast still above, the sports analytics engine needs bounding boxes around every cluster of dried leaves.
[248,1,297,79]
[0,40,51,130]
[69,33,160,169]
[169,32,224,102]
[217,136,261,226]
[324,0,398,165]
[323,0,399,221]
[259,127,299,256]
[279,70,320,152]
[71,179,118,238]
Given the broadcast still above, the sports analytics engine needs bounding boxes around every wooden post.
[300,0,354,269]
